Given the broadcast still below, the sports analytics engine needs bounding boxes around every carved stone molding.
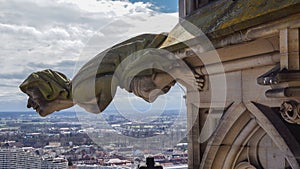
[234,162,256,169]
[200,103,298,169]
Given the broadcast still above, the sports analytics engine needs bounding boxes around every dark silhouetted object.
[67,158,73,166]
[139,157,163,169]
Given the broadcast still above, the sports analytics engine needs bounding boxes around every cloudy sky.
[0,0,186,113]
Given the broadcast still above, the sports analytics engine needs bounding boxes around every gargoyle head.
[19,69,73,116]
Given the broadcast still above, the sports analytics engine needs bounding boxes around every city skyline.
[0,109,189,168]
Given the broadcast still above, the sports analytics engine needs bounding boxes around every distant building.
[0,147,68,169]
[0,148,41,168]
[42,157,68,169]
[77,164,102,169]
[104,158,131,166]
[48,142,61,147]
[76,164,130,169]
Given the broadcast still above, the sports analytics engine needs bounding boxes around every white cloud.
[0,0,179,111]
[56,0,154,15]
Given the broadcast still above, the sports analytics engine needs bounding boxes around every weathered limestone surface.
[170,0,300,168]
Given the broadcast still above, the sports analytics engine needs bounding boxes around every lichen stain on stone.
[165,0,300,46]
[215,0,300,29]
[217,0,298,30]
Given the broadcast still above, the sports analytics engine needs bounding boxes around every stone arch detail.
[200,102,299,169]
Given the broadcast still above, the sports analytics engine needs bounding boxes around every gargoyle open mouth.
[27,97,40,113]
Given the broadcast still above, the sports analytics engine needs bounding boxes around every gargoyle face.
[130,75,175,103]
[20,69,74,117]
[25,87,74,117]
[25,87,56,117]
[139,85,172,103]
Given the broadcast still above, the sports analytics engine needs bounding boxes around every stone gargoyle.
[19,33,204,116]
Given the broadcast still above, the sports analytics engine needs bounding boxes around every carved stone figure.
[20,33,204,117]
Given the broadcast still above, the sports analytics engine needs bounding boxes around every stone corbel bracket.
[257,64,300,98]
[257,27,300,98]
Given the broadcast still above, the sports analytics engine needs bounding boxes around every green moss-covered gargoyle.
[19,33,204,117]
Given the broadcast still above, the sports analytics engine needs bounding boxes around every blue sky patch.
[128,0,178,13]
